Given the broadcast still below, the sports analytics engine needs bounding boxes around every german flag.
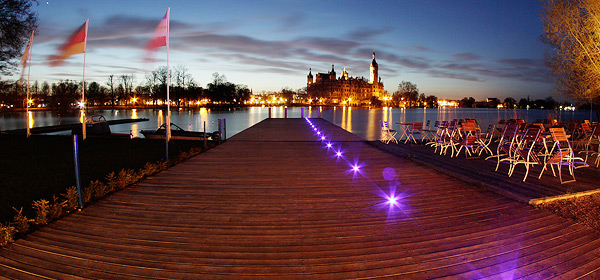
[49,19,88,66]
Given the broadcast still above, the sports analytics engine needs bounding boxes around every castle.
[306,52,385,105]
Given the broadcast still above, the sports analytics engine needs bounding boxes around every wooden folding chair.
[509,127,542,181]
[539,127,589,184]
[405,122,423,144]
[455,121,481,158]
[476,124,495,156]
[578,125,600,166]
[421,120,435,142]
[439,121,460,156]
[487,124,519,172]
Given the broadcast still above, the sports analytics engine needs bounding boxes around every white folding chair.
[380,120,398,144]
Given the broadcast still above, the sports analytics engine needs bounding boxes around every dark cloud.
[276,13,307,32]
[497,58,543,68]
[292,37,359,54]
[427,69,482,82]
[453,52,480,61]
[346,27,392,41]
[437,58,550,83]
[413,46,431,52]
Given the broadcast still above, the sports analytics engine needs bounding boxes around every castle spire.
[370,50,378,84]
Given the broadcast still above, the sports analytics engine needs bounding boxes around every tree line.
[391,81,568,110]
[0,67,252,110]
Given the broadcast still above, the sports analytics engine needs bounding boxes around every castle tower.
[307,68,313,85]
[330,64,336,80]
[370,51,378,84]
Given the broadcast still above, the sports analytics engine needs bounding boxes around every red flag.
[145,8,170,62]
[49,19,88,66]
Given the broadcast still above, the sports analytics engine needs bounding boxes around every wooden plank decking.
[1,118,600,279]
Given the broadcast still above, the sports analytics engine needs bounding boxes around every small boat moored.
[72,115,111,136]
[140,123,215,140]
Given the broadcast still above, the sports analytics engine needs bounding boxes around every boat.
[140,123,215,141]
[72,115,111,136]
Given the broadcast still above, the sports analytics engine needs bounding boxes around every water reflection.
[1,107,596,140]
[27,111,34,129]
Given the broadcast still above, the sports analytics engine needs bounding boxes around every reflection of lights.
[28,111,34,129]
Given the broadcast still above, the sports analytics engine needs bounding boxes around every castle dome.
[371,51,378,68]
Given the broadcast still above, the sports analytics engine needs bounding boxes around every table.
[395,122,412,141]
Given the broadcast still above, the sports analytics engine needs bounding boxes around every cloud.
[427,69,482,82]
[453,52,480,61]
[497,58,544,68]
[346,27,392,41]
[276,12,307,32]
[292,37,359,54]
[413,46,431,52]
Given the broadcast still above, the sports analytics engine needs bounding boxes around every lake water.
[0,107,595,141]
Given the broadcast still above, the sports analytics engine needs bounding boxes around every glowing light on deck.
[352,164,360,172]
[336,151,343,157]
[387,195,398,206]
[321,136,325,140]
[327,143,332,148]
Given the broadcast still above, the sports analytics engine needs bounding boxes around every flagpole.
[26,30,34,138]
[165,7,171,165]
[81,19,89,140]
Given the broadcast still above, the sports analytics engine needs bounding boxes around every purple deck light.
[336,151,343,157]
[387,195,398,205]
[352,164,360,172]
[321,136,326,140]
[326,143,332,148]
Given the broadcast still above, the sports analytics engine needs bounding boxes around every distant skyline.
[4,0,556,101]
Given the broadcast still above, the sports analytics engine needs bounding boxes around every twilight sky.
[7,0,555,100]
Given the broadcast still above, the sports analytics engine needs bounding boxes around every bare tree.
[106,74,115,107]
[541,0,600,101]
[120,74,133,105]
[0,0,38,75]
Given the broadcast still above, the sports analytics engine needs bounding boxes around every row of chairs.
[488,124,589,183]
[381,119,596,184]
[425,120,495,158]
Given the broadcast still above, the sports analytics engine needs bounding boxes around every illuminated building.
[306,51,385,105]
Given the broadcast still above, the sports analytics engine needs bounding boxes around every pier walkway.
[1,118,599,279]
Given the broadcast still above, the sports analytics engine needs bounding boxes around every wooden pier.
[1,118,599,279]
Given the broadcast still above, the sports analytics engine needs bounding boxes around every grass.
[538,193,600,231]
[0,134,215,224]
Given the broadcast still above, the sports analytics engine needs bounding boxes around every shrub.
[32,199,50,225]
[82,186,93,204]
[114,169,137,190]
[62,186,79,210]
[49,195,65,220]
[0,223,16,246]
[12,207,30,233]
[90,180,108,199]
[105,172,117,192]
